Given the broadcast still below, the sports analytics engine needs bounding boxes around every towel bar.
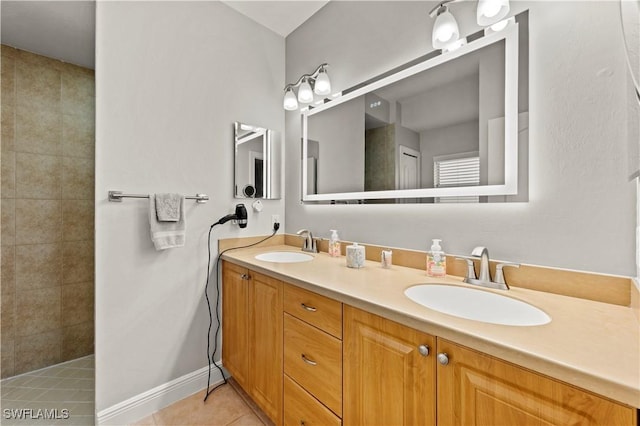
[108,191,209,204]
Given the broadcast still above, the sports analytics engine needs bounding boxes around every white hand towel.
[149,194,185,250]
[155,193,182,222]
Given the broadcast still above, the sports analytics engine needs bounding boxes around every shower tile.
[62,200,94,242]
[2,104,16,151]
[62,282,94,327]
[14,330,61,375]
[15,286,61,337]
[61,71,94,117]
[15,55,61,112]
[1,339,15,378]
[61,322,93,362]
[1,290,15,344]
[1,47,16,106]
[1,149,16,198]
[62,241,94,284]
[15,104,62,155]
[15,199,62,244]
[2,198,15,245]
[62,113,94,159]
[1,246,16,295]
[62,157,94,200]
[16,153,62,199]
[15,243,62,291]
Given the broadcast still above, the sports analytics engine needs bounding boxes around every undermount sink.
[404,284,551,326]
[254,251,314,263]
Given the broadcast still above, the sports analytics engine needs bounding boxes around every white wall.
[285,1,636,276]
[95,1,284,414]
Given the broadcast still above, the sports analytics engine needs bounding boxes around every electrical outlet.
[271,214,280,226]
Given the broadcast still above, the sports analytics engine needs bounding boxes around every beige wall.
[1,45,95,378]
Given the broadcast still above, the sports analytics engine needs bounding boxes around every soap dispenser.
[427,239,446,277]
[328,229,341,257]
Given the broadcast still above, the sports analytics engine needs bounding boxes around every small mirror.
[234,122,281,199]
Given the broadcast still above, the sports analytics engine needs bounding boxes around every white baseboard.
[96,362,226,425]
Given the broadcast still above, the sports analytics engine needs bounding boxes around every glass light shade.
[443,37,467,53]
[477,0,510,26]
[314,70,331,96]
[298,78,314,103]
[283,88,298,110]
[432,9,460,50]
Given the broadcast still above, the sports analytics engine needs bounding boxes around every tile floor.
[0,355,95,425]
[130,381,268,426]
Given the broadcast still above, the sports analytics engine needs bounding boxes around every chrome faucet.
[456,246,520,291]
[296,229,318,253]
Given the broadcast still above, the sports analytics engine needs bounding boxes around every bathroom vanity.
[220,241,639,426]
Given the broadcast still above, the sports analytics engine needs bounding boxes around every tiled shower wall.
[1,45,95,378]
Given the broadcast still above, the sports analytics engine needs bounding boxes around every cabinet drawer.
[284,284,342,339]
[284,313,342,416]
[284,375,341,426]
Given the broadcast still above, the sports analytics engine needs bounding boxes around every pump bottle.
[328,230,341,257]
[427,239,446,277]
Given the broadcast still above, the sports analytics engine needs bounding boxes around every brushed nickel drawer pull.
[301,354,317,366]
[301,303,317,312]
[240,273,250,280]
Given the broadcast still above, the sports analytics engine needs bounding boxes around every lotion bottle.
[328,229,341,257]
[427,239,446,277]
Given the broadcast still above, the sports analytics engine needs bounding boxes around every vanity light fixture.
[283,63,331,111]
[430,1,460,50]
[429,0,512,52]
[477,0,510,27]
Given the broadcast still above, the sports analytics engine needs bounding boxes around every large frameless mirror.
[234,122,281,199]
[302,13,528,204]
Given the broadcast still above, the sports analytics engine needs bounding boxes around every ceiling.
[1,1,96,69]
[221,1,328,37]
[0,0,328,70]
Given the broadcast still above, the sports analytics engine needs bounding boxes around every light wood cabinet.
[249,272,283,425]
[284,374,341,426]
[221,261,250,389]
[436,338,637,426]
[284,313,342,416]
[283,283,344,424]
[221,262,283,425]
[224,261,637,426]
[343,306,437,426]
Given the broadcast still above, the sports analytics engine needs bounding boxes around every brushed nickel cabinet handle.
[240,273,250,280]
[437,352,449,365]
[301,303,317,312]
[418,344,430,357]
[301,354,317,366]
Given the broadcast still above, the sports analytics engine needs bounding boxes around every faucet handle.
[494,262,520,287]
[455,257,477,280]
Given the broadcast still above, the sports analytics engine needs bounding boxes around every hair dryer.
[217,204,248,228]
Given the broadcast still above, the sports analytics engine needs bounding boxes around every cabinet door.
[437,338,636,426]
[249,272,283,426]
[344,306,436,426]
[221,261,250,389]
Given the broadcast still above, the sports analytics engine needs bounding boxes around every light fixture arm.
[284,63,329,91]
[428,0,460,17]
